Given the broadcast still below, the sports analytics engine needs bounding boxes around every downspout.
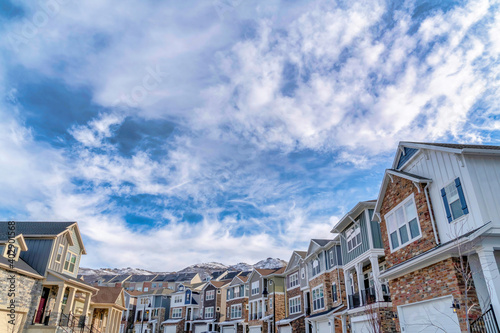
[424,183,440,245]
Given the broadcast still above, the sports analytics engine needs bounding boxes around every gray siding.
[368,209,383,249]
[49,233,68,272]
[20,239,53,275]
[340,211,370,265]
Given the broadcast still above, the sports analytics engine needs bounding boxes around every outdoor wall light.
[451,299,461,313]
[392,313,398,321]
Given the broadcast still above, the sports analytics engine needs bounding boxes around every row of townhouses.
[2,141,500,333]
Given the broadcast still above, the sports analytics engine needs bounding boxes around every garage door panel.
[249,326,261,333]
[165,325,177,333]
[316,320,329,333]
[194,324,205,333]
[400,297,461,333]
[223,326,235,333]
[351,320,370,333]
[279,326,292,333]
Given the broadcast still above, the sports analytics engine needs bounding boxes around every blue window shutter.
[455,178,469,215]
[441,188,453,223]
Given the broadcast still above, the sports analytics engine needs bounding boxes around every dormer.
[2,234,28,262]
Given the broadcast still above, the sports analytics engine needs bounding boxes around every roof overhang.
[372,169,432,222]
[47,270,99,292]
[0,261,44,279]
[331,201,376,233]
[276,314,305,325]
[305,240,337,261]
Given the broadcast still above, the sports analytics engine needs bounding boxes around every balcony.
[348,288,377,309]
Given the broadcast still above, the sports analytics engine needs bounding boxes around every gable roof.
[284,251,305,274]
[128,274,158,282]
[210,280,231,288]
[331,200,376,233]
[108,274,132,283]
[306,239,334,258]
[92,286,124,304]
[392,142,500,170]
[373,169,432,221]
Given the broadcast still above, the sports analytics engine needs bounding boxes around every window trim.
[441,177,469,223]
[332,282,338,302]
[63,250,77,273]
[55,244,64,263]
[346,222,362,253]
[311,259,321,277]
[206,290,215,300]
[205,306,214,319]
[288,272,299,289]
[171,308,182,318]
[311,285,325,311]
[251,281,260,296]
[384,193,422,253]
[289,295,301,315]
[230,304,242,319]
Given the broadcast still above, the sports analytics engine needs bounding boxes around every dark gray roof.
[223,271,241,280]
[405,142,500,150]
[56,271,96,288]
[0,221,75,240]
[311,239,331,246]
[0,256,41,277]
[175,272,197,281]
[211,271,225,279]
[239,271,252,277]
[108,274,131,283]
[128,274,157,282]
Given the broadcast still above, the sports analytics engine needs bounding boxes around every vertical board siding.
[49,234,68,272]
[340,211,370,265]
[21,239,53,275]
[368,209,383,248]
[299,262,308,288]
[396,148,419,169]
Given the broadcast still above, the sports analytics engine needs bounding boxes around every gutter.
[424,183,440,245]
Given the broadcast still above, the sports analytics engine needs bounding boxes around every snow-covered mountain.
[79,258,286,277]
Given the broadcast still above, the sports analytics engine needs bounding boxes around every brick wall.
[225,298,248,322]
[390,258,481,332]
[379,175,438,267]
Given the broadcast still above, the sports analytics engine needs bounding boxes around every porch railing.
[470,305,500,333]
[59,313,101,333]
[348,288,388,309]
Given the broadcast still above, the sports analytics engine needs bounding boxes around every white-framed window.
[251,281,259,295]
[231,304,242,319]
[442,178,469,222]
[301,268,305,279]
[172,308,182,318]
[174,295,183,304]
[63,251,77,273]
[288,272,299,288]
[289,296,301,314]
[332,283,338,302]
[144,287,149,292]
[206,290,215,300]
[152,283,157,288]
[205,307,214,319]
[329,250,335,266]
[385,194,421,252]
[312,259,321,277]
[312,286,324,311]
[55,244,64,263]
[346,223,362,252]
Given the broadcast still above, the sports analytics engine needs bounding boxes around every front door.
[35,287,50,323]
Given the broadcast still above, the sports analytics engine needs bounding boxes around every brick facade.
[379,175,438,267]
[225,298,248,321]
[390,257,481,332]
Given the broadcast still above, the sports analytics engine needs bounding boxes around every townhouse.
[152,273,202,291]
[193,279,231,333]
[219,272,251,333]
[134,288,173,333]
[331,201,395,332]
[162,284,203,333]
[85,286,127,333]
[121,290,142,333]
[369,142,500,332]
[277,251,307,333]
[302,239,345,333]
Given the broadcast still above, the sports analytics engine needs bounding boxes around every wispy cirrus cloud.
[0,0,499,270]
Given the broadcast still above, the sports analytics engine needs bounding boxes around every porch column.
[369,256,383,302]
[49,284,66,326]
[63,287,77,314]
[477,248,500,317]
[328,317,334,333]
[341,315,347,333]
[83,292,92,325]
[343,269,351,309]
[305,319,310,333]
[355,262,364,306]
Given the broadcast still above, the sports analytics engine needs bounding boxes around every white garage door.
[164,325,177,333]
[223,326,236,333]
[194,325,205,333]
[279,326,291,333]
[316,320,329,333]
[249,326,261,333]
[351,320,370,333]
[399,296,461,333]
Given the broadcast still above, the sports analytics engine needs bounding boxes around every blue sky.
[0,0,499,271]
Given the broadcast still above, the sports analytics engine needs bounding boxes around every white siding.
[404,150,487,243]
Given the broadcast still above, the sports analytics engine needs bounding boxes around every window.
[385,194,421,251]
[152,283,157,288]
[301,268,305,279]
[63,251,77,273]
[159,283,163,287]
[312,259,321,277]
[289,272,299,288]
[205,307,214,319]
[346,223,362,252]
[332,283,337,302]
[289,296,301,314]
[312,286,324,311]
[231,304,242,319]
[329,250,335,266]
[55,245,64,263]
[144,287,149,292]
[251,281,259,295]
[174,295,183,304]
[206,290,215,300]
[172,308,182,318]
[442,178,469,222]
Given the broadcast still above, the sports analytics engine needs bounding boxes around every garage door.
[223,326,235,333]
[399,296,461,333]
[0,310,24,333]
[351,320,370,333]
[249,326,261,333]
[316,320,329,333]
[279,326,291,333]
[164,325,177,333]
[194,324,206,333]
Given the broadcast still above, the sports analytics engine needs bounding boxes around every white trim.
[384,193,422,253]
[311,284,325,312]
